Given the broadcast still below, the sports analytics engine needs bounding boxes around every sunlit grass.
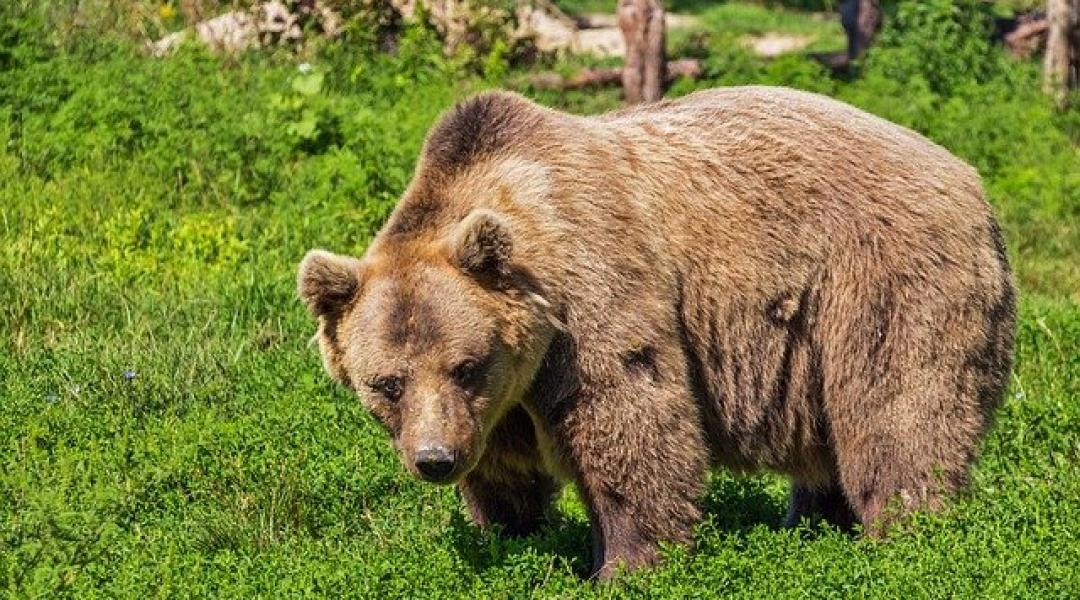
[2,2,1078,597]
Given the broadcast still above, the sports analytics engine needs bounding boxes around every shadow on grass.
[448,474,790,578]
[700,475,788,533]
[447,508,595,578]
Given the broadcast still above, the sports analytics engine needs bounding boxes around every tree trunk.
[618,0,666,104]
[1044,0,1080,103]
[841,0,882,60]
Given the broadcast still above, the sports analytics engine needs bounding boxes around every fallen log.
[997,12,1050,58]
[1005,19,1050,57]
[525,58,701,90]
[148,0,340,57]
[150,1,641,60]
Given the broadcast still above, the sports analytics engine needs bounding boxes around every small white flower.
[298,62,312,74]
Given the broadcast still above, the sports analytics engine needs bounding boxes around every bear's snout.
[414,445,458,483]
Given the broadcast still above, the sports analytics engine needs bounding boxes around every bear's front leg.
[459,466,557,537]
[544,352,710,579]
[458,405,558,537]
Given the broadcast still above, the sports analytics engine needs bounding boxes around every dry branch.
[1003,17,1050,57]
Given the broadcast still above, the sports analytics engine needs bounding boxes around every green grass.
[689,2,846,53]
[3,1,1079,597]
[554,1,847,55]
[552,0,1040,20]
[556,1,842,17]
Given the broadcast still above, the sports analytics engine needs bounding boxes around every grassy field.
[2,0,1079,597]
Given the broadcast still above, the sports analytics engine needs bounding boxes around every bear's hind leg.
[832,438,957,535]
[820,263,1007,534]
[826,343,990,533]
[785,481,858,530]
[829,402,971,535]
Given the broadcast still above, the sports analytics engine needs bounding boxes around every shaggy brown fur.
[298,87,1016,579]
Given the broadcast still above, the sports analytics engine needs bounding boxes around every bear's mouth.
[410,460,469,485]
[417,470,459,485]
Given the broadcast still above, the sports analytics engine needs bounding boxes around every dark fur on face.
[299,202,559,484]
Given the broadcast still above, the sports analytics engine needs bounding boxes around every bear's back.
[581,86,993,272]
[599,86,969,177]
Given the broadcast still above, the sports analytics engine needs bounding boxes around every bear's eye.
[451,359,485,388]
[368,375,403,402]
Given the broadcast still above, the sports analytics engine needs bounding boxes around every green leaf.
[291,72,324,97]
[289,109,318,139]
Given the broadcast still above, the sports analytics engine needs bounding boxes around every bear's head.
[298,209,560,484]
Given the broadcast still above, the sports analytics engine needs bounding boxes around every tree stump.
[1044,0,1080,104]
[841,0,882,60]
[814,0,882,73]
[618,0,666,104]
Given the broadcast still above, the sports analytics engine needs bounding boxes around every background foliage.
[2,0,1078,597]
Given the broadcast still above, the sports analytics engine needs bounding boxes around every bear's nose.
[414,446,456,481]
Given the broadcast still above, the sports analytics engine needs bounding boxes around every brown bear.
[298,87,1016,579]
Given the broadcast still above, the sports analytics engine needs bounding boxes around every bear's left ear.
[297,249,363,319]
[449,209,513,279]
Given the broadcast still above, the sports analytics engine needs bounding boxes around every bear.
[297,87,1016,579]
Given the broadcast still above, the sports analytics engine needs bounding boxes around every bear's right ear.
[297,249,362,319]
[449,209,514,280]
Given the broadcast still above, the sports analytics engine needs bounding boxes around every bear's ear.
[298,249,362,319]
[449,209,513,279]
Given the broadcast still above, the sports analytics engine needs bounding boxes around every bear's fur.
[298,87,1016,579]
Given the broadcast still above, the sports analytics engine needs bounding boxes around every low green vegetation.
[693,3,845,48]
[2,0,1077,596]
